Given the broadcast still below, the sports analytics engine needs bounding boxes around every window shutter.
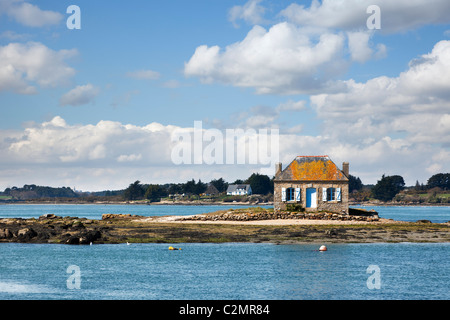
[282,188,286,202]
[336,188,341,202]
[322,187,327,201]
[295,188,301,201]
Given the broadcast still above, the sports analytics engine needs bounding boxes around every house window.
[286,188,295,201]
[323,187,342,202]
[327,188,336,201]
[282,187,301,202]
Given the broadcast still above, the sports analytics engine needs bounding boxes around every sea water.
[0,204,272,220]
[0,205,449,300]
[0,204,449,222]
[0,242,448,300]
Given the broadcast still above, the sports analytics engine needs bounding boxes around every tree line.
[349,173,450,202]
[2,184,78,200]
[1,172,448,203]
[122,173,274,202]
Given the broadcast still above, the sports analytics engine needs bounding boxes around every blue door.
[306,188,317,208]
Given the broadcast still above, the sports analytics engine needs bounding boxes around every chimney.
[342,162,349,177]
[275,162,282,177]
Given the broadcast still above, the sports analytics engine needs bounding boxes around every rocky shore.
[0,214,105,244]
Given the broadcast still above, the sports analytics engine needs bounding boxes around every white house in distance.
[226,184,252,196]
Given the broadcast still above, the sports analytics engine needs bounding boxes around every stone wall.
[274,181,349,214]
[182,210,378,222]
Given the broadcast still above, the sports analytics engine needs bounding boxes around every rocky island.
[0,208,449,244]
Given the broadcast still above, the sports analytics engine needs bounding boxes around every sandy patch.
[137,215,399,226]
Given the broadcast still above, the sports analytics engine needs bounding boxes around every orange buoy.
[319,245,327,252]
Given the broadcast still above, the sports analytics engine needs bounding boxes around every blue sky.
[1,0,314,129]
[1,0,450,191]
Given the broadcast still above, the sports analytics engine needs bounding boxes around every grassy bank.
[110,220,450,244]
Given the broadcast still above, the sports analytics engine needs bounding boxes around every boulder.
[66,236,80,245]
[0,228,13,239]
[67,230,102,245]
[102,213,133,220]
[325,229,338,236]
[416,219,432,224]
[39,214,59,220]
[17,228,37,240]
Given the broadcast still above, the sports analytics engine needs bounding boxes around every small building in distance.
[226,184,252,196]
[273,155,349,213]
[204,183,219,196]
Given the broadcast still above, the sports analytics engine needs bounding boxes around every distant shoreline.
[0,200,273,206]
[1,200,450,207]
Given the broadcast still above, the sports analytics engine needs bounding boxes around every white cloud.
[126,69,160,80]
[347,31,386,63]
[0,42,77,94]
[1,0,63,27]
[299,40,450,184]
[185,22,346,94]
[0,110,448,190]
[59,84,100,106]
[0,117,279,190]
[182,39,450,185]
[280,0,450,33]
[223,100,308,130]
[311,40,450,140]
[117,154,142,162]
[4,117,176,166]
[228,0,267,28]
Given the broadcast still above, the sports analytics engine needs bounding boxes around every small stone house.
[204,184,219,196]
[226,184,252,196]
[274,155,349,214]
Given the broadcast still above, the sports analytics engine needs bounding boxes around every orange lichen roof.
[277,156,348,181]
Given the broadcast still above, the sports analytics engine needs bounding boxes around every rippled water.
[0,204,271,220]
[0,242,448,300]
[1,205,448,300]
[0,204,449,222]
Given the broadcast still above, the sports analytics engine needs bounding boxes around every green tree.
[144,184,166,202]
[167,184,182,195]
[372,175,405,201]
[348,175,363,193]
[123,180,145,200]
[182,179,206,196]
[210,178,228,193]
[414,180,421,191]
[246,173,271,195]
[195,179,207,195]
[427,173,450,190]
[183,179,197,195]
